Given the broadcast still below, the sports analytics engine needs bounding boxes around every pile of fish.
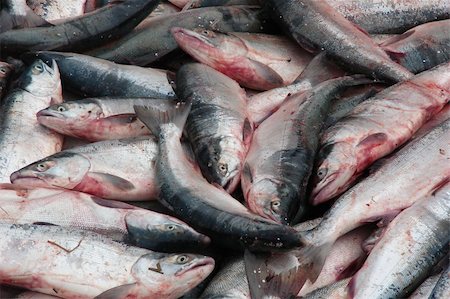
[0,0,449,298]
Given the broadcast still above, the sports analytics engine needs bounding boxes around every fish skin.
[0,60,14,99]
[0,59,63,183]
[348,183,450,299]
[380,19,450,74]
[0,223,215,299]
[37,97,156,142]
[185,0,260,10]
[267,0,413,83]
[301,278,350,299]
[27,51,176,99]
[176,63,250,193]
[429,265,450,299]
[0,0,48,33]
[0,184,210,251]
[243,76,371,224]
[409,274,441,299]
[26,0,91,22]
[134,101,303,251]
[172,28,313,90]
[0,0,161,55]
[10,137,159,201]
[87,6,270,66]
[312,62,450,205]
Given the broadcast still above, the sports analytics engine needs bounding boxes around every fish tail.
[134,100,191,137]
[0,5,49,33]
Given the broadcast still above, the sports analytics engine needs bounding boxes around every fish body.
[0,0,48,33]
[429,265,450,299]
[0,184,210,251]
[0,59,63,183]
[0,224,214,298]
[409,274,441,299]
[177,63,250,193]
[10,137,159,201]
[312,62,450,204]
[37,97,155,141]
[302,278,350,299]
[88,6,270,66]
[172,28,313,90]
[348,183,450,298]
[380,19,450,74]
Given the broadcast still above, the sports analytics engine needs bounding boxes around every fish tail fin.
[0,5,50,33]
[293,242,333,284]
[134,100,191,137]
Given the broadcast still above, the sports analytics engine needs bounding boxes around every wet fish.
[88,6,270,66]
[134,101,302,251]
[0,184,210,251]
[28,51,176,99]
[409,274,441,299]
[10,137,159,201]
[172,28,313,90]
[37,97,155,141]
[312,62,450,205]
[267,0,413,83]
[0,59,63,183]
[429,265,450,299]
[348,183,450,298]
[0,223,215,298]
[0,0,48,33]
[0,0,161,55]
[380,19,450,74]
[0,61,14,100]
[177,63,251,193]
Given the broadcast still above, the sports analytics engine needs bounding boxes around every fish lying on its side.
[0,224,215,298]
[0,59,63,183]
[0,184,210,252]
[312,62,450,205]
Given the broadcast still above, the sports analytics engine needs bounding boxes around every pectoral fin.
[247,58,285,90]
[87,172,135,191]
[94,283,137,299]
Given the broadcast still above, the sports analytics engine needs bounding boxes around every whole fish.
[28,51,176,99]
[0,0,48,33]
[172,28,313,90]
[348,183,450,298]
[429,266,450,299]
[37,97,154,141]
[298,119,450,283]
[177,63,251,193]
[10,137,159,201]
[0,224,215,298]
[380,19,450,74]
[26,0,100,22]
[134,101,303,251]
[88,6,270,66]
[0,59,63,183]
[0,61,14,99]
[0,0,161,55]
[267,0,413,83]
[242,76,370,224]
[312,62,450,205]
[0,184,210,251]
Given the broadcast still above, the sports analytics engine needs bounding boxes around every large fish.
[0,0,161,55]
[172,28,313,90]
[243,76,371,224]
[267,0,413,83]
[27,51,176,99]
[37,97,154,141]
[10,137,159,201]
[0,61,14,99]
[88,6,270,66]
[380,19,450,74]
[348,183,450,298]
[0,184,210,252]
[134,101,303,251]
[312,62,450,205]
[177,63,251,193]
[0,59,62,183]
[0,0,48,33]
[0,224,214,298]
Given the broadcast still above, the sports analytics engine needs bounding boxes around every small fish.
[0,223,215,298]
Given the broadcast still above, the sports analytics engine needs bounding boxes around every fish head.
[246,178,295,224]
[132,252,215,297]
[37,100,104,131]
[10,152,91,189]
[197,136,244,193]
[171,27,246,66]
[17,59,62,101]
[311,142,357,205]
[125,210,211,251]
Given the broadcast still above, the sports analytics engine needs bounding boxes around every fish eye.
[165,224,176,231]
[271,200,281,211]
[317,168,328,180]
[218,163,228,175]
[57,106,66,112]
[176,255,190,264]
[0,68,5,74]
[36,163,48,172]
[34,64,43,72]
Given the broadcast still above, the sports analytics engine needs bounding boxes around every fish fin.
[91,197,136,209]
[104,114,139,124]
[292,243,333,284]
[134,100,191,137]
[247,58,285,88]
[362,226,386,253]
[94,283,137,299]
[379,30,415,47]
[0,7,50,32]
[243,118,253,146]
[244,250,306,299]
[33,222,58,226]
[86,172,135,191]
[357,133,388,149]
[383,49,406,63]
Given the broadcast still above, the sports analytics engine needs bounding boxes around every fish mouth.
[37,109,63,119]
[175,257,215,277]
[10,173,45,187]
[310,172,340,205]
[171,27,217,49]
